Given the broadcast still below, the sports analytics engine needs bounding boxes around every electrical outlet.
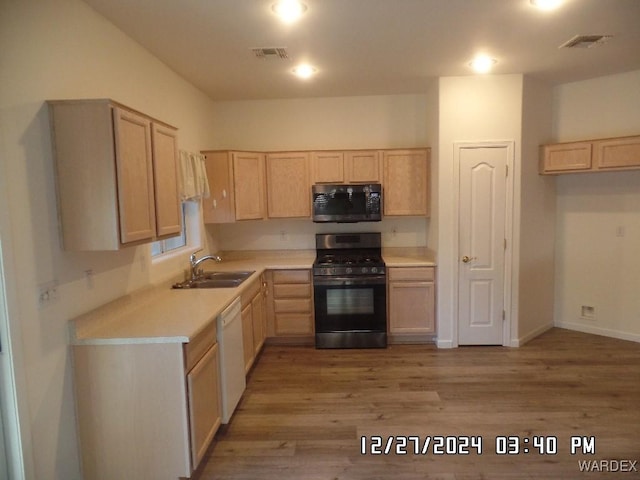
[38,280,59,308]
[580,305,596,320]
[85,269,94,289]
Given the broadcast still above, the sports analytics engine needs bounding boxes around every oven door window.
[315,283,386,332]
[326,288,374,315]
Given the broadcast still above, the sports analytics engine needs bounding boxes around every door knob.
[462,255,476,263]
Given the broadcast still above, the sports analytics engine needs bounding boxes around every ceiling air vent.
[560,34,613,49]
[251,47,289,59]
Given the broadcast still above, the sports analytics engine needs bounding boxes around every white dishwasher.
[216,298,246,424]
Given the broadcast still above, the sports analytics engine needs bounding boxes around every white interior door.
[458,145,509,345]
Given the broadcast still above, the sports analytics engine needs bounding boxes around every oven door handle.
[313,276,387,286]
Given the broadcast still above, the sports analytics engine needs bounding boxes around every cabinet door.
[540,142,592,173]
[383,149,430,216]
[345,150,381,183]
[241,303,255,374]
[594,136,640,169]
[266,152,311,218]
[203,151,235,223]
[251,290,265,355]
[151,123,181,237]
[186,343,220,470]
[389,281,435,334]
[312,151,344,183]
[233,152,265,220]
[113,107,156,244]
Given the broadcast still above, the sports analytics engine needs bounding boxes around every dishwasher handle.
[219,298,241,327]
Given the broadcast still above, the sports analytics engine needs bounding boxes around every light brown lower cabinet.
[266,269,314,344]
[241,275,267,373]
[72,321,221,479]
[187,343,221,468]
[388,267,436,343]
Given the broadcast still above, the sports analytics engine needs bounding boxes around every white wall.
[517,77,556,344]
[0,1,217,478]
[205,94,432,251]
[552,70,640,342]
[437,75,525,347]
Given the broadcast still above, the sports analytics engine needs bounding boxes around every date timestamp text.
[360,435,597,456]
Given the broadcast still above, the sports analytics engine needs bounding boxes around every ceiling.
[82,0,640,101]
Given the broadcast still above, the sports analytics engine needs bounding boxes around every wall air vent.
[559,34,613,49]
[251,47,289,59]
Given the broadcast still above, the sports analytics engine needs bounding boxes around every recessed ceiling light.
[469,55,497,74]
[272,0,307,23]
[292,64,317,79]
[530,0,563,10]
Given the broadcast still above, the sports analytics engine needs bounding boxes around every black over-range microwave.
[312,184,382,223]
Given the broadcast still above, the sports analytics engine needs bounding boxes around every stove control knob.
[371,267,378,274]
[361,267,369,274]
[346,267,353,274]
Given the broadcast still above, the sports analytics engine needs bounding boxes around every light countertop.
[70,248,435,346]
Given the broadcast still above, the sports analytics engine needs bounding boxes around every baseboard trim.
[436,339,454,349]
[555,321,640,344]
[513,322,554,347]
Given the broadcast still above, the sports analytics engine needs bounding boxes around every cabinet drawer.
[184,321,217,372]
[272,270,310,284]
[273,283,311,298]
[240,277,261,305]
[275,313,314,335]
[274,298,312,313]
[389,267,435,282]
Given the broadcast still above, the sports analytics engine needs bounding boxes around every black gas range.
[313,233,387,349]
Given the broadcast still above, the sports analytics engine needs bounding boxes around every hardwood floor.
[193,328,640,480]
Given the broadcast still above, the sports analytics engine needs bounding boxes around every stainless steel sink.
[172,271,255,289]
[199,271,254,281]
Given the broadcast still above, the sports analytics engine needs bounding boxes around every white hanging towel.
[192,153,210,199]
[179,150,210,201]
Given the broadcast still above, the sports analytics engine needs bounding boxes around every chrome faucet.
[190,252,222,280]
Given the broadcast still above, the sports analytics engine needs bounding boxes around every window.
[151,202,200,257]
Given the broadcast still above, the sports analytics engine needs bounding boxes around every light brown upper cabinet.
[540,135,640,175]
[151,123,182,237]
[311,150,381,184]
[202,151,235,224]
[594,136,640,170]
[345,150,382,183]
[311,151,344,184]
[382,149,430,216]
[202,151,266,223]
[48,99,181,251]
[539,142,592,174]
[266,152,311,218]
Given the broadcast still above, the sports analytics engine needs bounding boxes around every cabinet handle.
[222,189,227,199]
[213,199,217,208]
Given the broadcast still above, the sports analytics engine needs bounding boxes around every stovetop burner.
[313,233,385,276]
[315,253,384,267]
